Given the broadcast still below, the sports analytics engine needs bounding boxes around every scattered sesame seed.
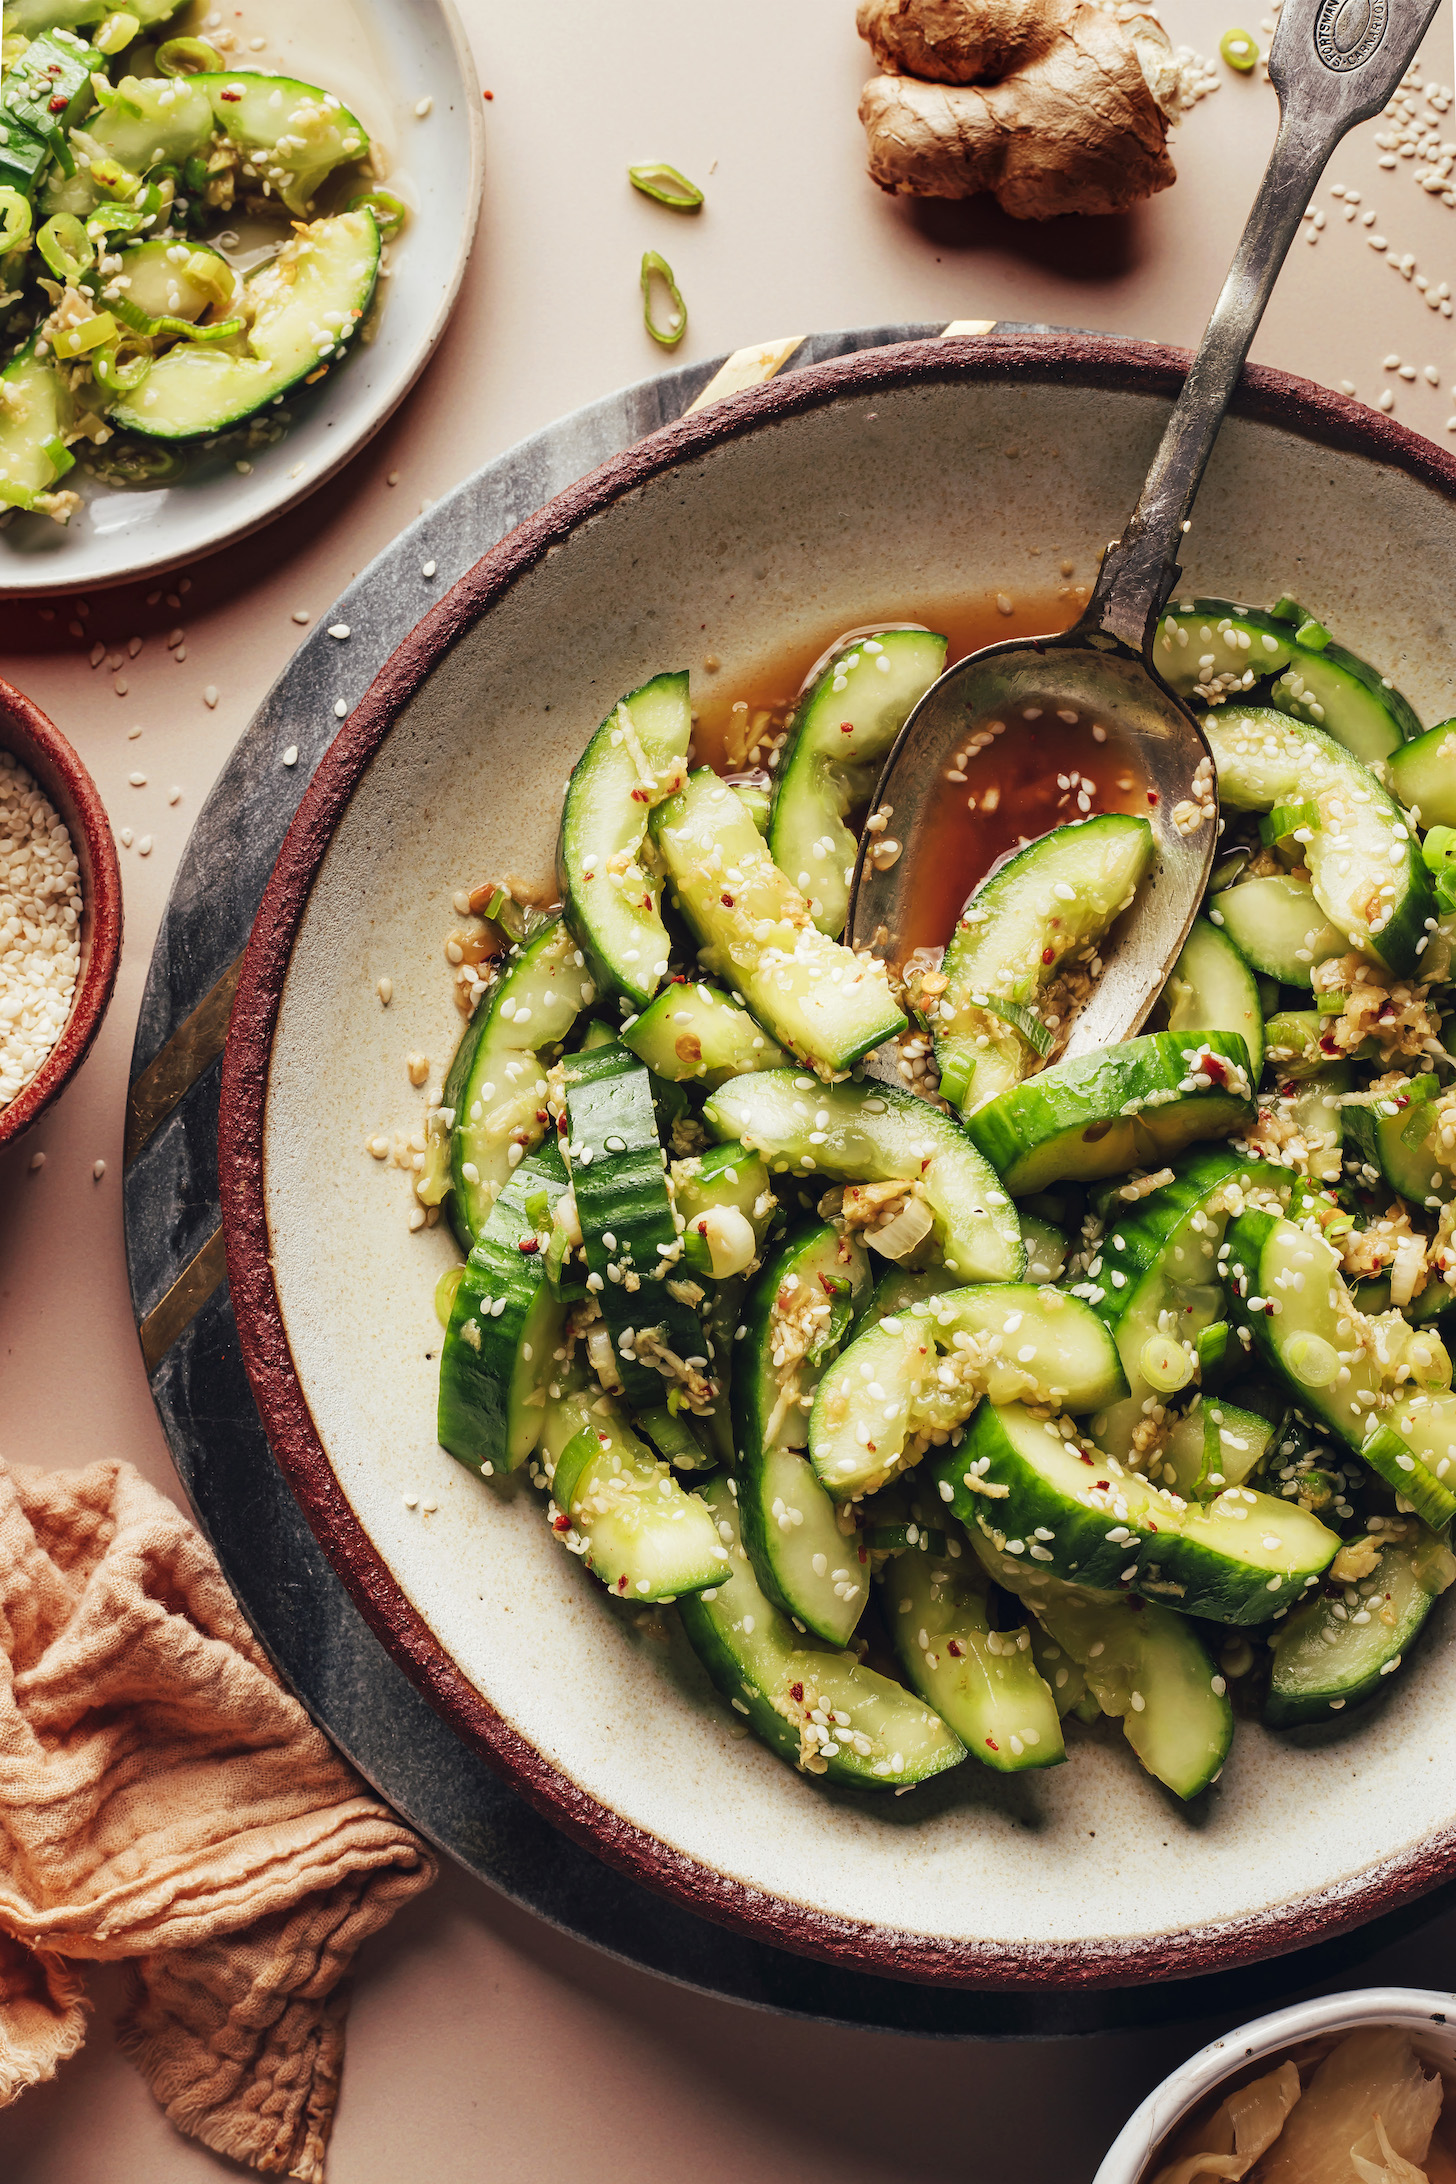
[138,836,152,856]
[328,624,351,640]
[415,95,433,116]
[28,1149,45,1171]
[378,976,393,1004]
[204,685,219,708]
[292,610,310,624]
[128,771,146,787]
[334,699,348,718]
[422,561,437,578]
[92,1159,106,1180]
[282,745,299,767]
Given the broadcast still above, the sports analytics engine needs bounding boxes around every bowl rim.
[219,329,1456,1990]
[0,675,122,1149]
[1092,1983,1456,2183]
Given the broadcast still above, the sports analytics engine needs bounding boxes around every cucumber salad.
[427,598,1456,1802]
[0,2,396,520]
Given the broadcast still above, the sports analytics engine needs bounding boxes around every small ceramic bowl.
[0,678,123,1150]
[1095,1986,1456,2183]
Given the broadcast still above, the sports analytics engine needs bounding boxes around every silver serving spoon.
[850,0,1441,1064]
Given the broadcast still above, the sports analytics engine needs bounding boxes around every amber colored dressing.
[693,587,1152,958]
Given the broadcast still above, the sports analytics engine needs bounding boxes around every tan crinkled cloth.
[0,1454,436,2178]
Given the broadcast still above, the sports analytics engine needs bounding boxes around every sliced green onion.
[1139,1335,1194,1395]
[111,293,244,346]
[155,35,221,75]
[52,310,119,360]
[1316,991,1347,1015]
[0,188,31,255]
[1220,27,1259,70]
[1270,595,1310,626]
[1295,616,1332,651]
[640,249,686,347]
[978,994,1055,1058]
[1423,824,1456,872]
[95,11,141,56]
[434,1264,465,1328]
[36,214,94,285]
[628,162,704,211]
[1281,1332,1339,1388]
[89,438,185,486]
[937,1049,975,1109]
[348,187,406,239]
[1259,798,1322,845]
[90,339,151,395]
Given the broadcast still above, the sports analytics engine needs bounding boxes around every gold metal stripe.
[139,1225,228,1375]
[125,951,244,1167]
[684,335,807,415]
[941,320,1000,337]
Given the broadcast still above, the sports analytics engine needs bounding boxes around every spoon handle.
[1084,0,1443,658]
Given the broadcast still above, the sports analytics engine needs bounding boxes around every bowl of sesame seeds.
[0,677,122,1149]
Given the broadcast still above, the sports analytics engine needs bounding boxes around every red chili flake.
[518,1237,539,1254]
[857,1546,868,1564]
[1379,999,1399,1020]
[1199,1049,1228,1088]
[1148,1520,1158,1532]
[720,892,734,908]
[984,1736,999,1751]
[1042,947,1056,964]
[552,1514,571,1532]
[220,86,243,100]
[789,1681,804,1702]
[696,1218,708,1234]
[630,787,651,802]
[840,721,855,734]
[947,1639,965,1658]
[49,92,69,111]
[1319,1033,1340,1056]
[1095,1480,1109,1491]
[556,1113,568,1134]
[616,1574,628,1591]
[819,1274,838,1295]
[1079,1452,1094,1465]
[536,1108,548,1124]
[1147,789,1160,805]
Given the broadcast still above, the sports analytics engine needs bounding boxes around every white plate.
[0,0,482,595]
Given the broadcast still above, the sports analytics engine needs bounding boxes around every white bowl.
[0,0,482,595]
[1096,1987,1456,2183]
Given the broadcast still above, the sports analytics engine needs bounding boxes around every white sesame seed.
[328,624,350,640]
[334,699,348,718]
[282,745,299,767]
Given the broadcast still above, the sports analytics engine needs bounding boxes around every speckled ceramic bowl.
[221,333,1456,1989]
[1096,1987,1456,2182]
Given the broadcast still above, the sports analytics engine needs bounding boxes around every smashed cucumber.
[550,1412,727,1602]
[1157,916,1265,1083]
[624,978,787,1086]
[76,72,370,216]
[1212,874,1344,991]
[0,345,73,512]
[1344,1077,1455,1209]
[1390,719,1456,828]
[1265,1529,1454,1726]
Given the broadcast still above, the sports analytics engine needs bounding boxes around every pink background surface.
[5,3,1456,2175]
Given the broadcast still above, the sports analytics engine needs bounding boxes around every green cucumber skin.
[563,1044,703,1410]
[624,980,787,1086]
[1213,876,1344,992]
[735,1223,872,1643]
[76,71,369,217]
[557,672,693,1014]
[1153,600,1420,763]
[963,1031,1255,1198]
[1154,601,1295,706]
[553,1418,728,1603]
[1265,1542,1437,1726]
[438,1141,569,1476]
[881,1546,1065,1772]
[678,1477,966,1788]
[768,628,947,939]
[1160,916,1265,1082]
[1268,638,1423,764]
[1390,719,1456,828]
[1345,1092,1455,1210]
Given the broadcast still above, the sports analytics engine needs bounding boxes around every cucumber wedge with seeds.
[1344,1077,1456,1208]
[623,978,787,1085]
[550,1413,728,1602]
[1157,916,1265,1082]
[1264,1529,1453,1726]
[0,345,73,512]
[1213,875,1345,991]
[881,1533,1065,1771]
[1390,719,1456,828]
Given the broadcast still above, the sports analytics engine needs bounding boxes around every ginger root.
[857,0,1191,219]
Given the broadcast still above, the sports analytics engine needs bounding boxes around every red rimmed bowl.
[0,679,122,1150]
[220,332,1456,1991]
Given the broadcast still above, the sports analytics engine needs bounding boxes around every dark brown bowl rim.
[220,330,1456,1991]
[0,676,122,1150]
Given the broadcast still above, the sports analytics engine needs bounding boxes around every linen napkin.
[0,1452,436,2179]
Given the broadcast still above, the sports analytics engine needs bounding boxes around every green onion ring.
[347,188,406,239]
[628,162,703,211]
[155,35,222,75]
[640,250,686,348]
[0,187,31,256]
[37,214,94,285]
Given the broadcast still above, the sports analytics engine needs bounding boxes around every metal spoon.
[849,0,1441,1066]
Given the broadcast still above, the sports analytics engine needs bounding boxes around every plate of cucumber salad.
[416,593,1456,1810]
[0,0,480,588]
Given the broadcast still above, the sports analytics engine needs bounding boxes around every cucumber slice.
[1345,1077,1455,1208]
[881,1536,1064,1772]
[1265,1535,1447,1725]
[1268,641,1422,765]
[810,1284,1126,1501]
[4,28,93,174]
[730,778,772,834]
[968,1526,1233,1799]
[1262,1009,1382,1076]
[82,72,369,215]
[551,1417,727,1602]
[8,0,181,26]
[859,1262,959,1325]
[1213,875,1345,990]
[557,673,692,1013]
[1224,1210,1456,1528]
[964,1031,1255,1198]
[444,918,593,1250]
[1021,1213,1068,1283]
[1154,600,1421,763]
[111,210,380,439]
[623,979,787,1085]
[932,816,1154,1113]
[1390,719,1456,827]
[1162,1399,1277,1499]
[768,628,947,938]
[735,1223,873,1643]
[1284,1066,1350,1184]
[936,1400,1337,1622]
[438,1142,569,1477]
[677,1475,966,1786]
[0,345,73,512]
[703,1069,1024,1284]
[1158,916,1265,1081]
[562,1044,705,1410]
[673,1139,776,1279]
[1202,704,1435,976]
[112,237,236,327]
[1154,600,1295,707]
[652,770,906,1075]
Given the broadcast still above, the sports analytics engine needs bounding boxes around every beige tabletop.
[7,2,1456,2176]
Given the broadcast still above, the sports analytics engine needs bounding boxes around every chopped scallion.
[628,162,704,212]
[640,250,687,347]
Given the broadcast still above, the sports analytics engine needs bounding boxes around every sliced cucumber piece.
[1268,640,1421,765]
[1264,1534,1447,1725]
[964,1031,1255,1198]
[735,1223,873,1643]
[551,1416,727,1602]
[444,919,592,1250]
[881,1537,1064,1772]
[623,978,787,1086]
[969,1526,1233,1799]
[1158,916,1265,1082]
[932,816,1154,1113]
[1155,600,1421,763]
[1390,719,1456,827]
[81,72,369,215]
[677,1476,965,1786]
[8,0,181,26]
[1213,875,1344,991]
[1263,1008,1382,1076]
[1154,600,1294,707]
[4,28,93,174]
[112,236,237,325]
[1162,1399,1277,1499]
[111,210,380,439]
[769,628,946,938]
[438,1141,569,1477]
[557,672,692,1013]
[1225,1210,1456,1528]
[811,1284,1126,1501]
[1021,1213,1068,1283]
[562,1044,704,1410]
[652,770,906,1075]
[704,1069,1023,1284]
[937,1400,1337,1622]
[1284,1066,1350,1184]
[1345,1076,1455,1208]
[858,1262,959,1325]
[673,1139,776,1281]
[730,778,772,834]
[1202,704,1434,976]
[0,344,73,512]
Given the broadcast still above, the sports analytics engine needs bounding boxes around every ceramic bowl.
[0,678,122,1149]
[221,332,1456,1989]
[0,0,483,596]
[1096,1986,1456,2182]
